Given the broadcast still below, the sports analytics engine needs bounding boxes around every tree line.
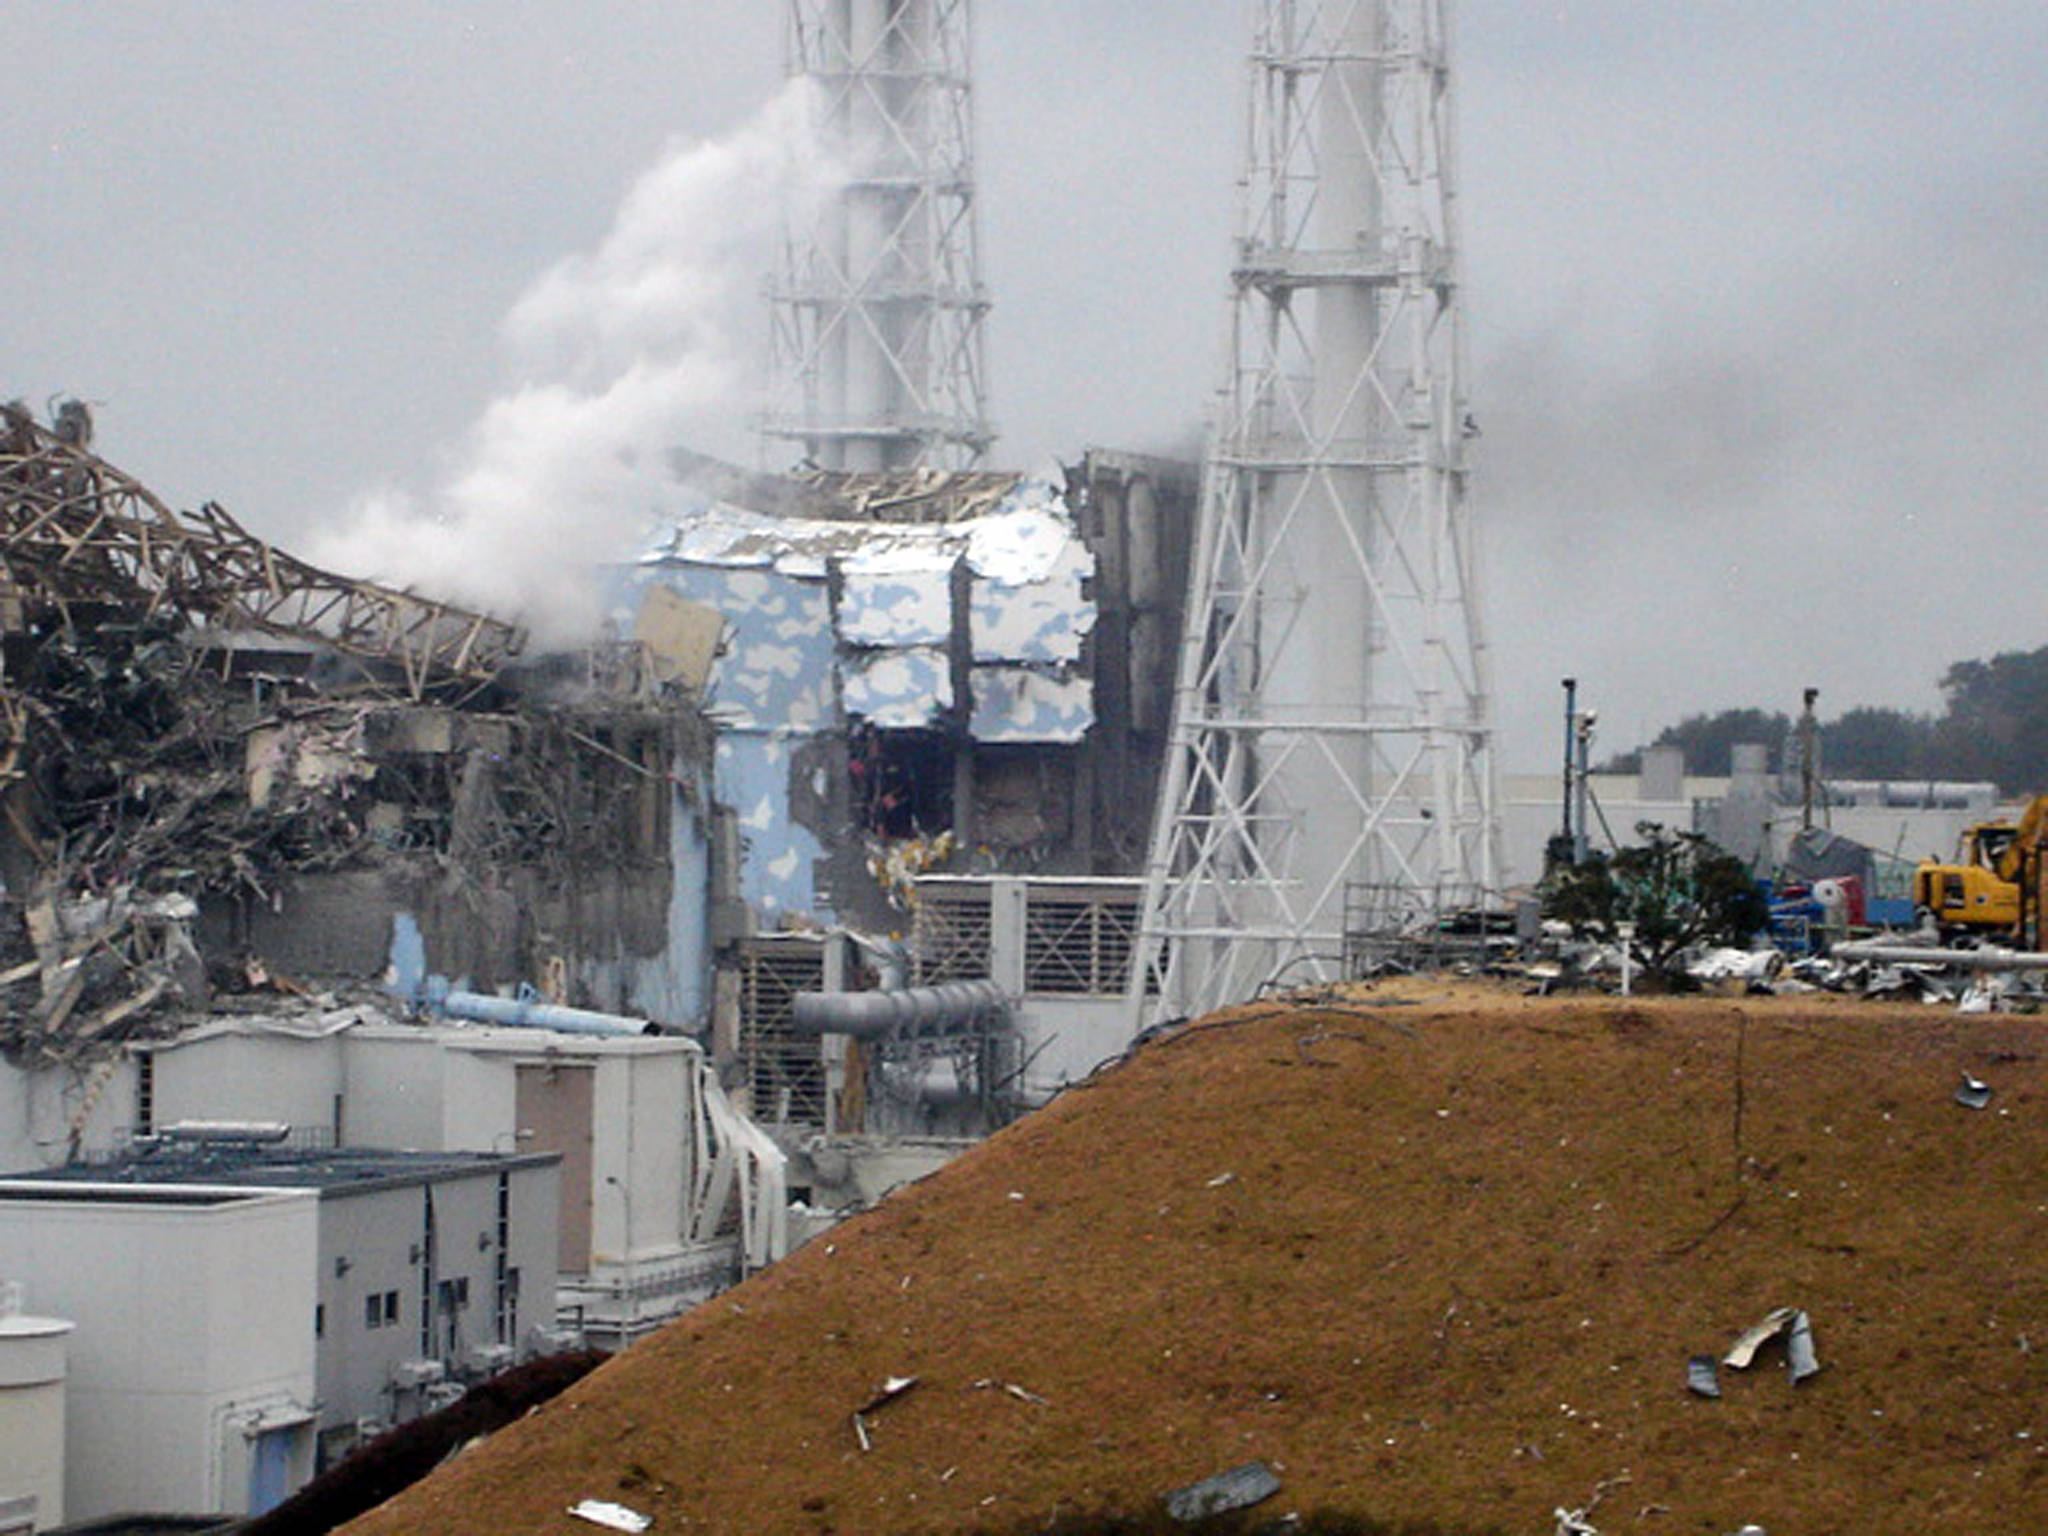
[1601,643,2048,797]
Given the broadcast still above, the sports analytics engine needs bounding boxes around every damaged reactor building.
[0,396,1196,1515]
[0,4,1207,1520]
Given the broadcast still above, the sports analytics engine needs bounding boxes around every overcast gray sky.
[7,3,2046,766]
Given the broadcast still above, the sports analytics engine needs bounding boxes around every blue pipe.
[426,981,662,1037]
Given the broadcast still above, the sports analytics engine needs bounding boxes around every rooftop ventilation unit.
[389,1358,445,1390]
[159,1120,292,1145]
[466,1342,514,1377]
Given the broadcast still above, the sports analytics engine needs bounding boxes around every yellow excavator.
[1913,795,2048,945]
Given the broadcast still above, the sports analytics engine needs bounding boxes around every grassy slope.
[340,988,2048,1535]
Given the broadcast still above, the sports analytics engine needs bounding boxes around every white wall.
[340,1030,448,1149]
[0,1187,318,1520]
[0,1057,138,1174]
[594,1047,690,1261]
[150,1029,342,1141]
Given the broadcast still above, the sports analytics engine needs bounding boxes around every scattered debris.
[1686,1353,1722,1399]
[972,1378,1048,1405]
[1553,1472,1631,1536]
[0,402,722,1071]
[1723,1306,1820,1384]
[1164,1460,1281,1523]
[567,1499,652,1533]
[1956,1071,1995,1110]
[852,1374,919,1452]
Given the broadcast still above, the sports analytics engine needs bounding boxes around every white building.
[135,1014,783,1346]
[1498,753,2001,896]
[0,1181,318,1522]
[0,1137,561,1511]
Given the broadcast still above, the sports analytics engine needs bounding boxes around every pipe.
[434,988,662,1037]
[790,979,1007,1041]
[1831,941,2048,972]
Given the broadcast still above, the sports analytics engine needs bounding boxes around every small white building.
[135,1014,782,1347]
[0,1138,560,1508]
[0,1181,318,1522]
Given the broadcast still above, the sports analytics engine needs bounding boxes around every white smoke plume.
[308,81,838,646]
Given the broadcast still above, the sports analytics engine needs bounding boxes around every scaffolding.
[1131,0,1497,1023]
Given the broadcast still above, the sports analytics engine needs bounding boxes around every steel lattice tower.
[1129,0,1496,1021]
[765,0,994,471]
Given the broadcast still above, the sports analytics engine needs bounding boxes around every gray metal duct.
[790,980,1008,1041]
[1831,941,2048,972]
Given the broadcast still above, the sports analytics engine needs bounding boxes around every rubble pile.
[0,403,707,1065]
[339,984,2048,1535]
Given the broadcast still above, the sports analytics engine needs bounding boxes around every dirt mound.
[338,988,2048,1534]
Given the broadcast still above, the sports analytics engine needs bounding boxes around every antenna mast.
[766,0,994,470]
[1130,0,1497,1020]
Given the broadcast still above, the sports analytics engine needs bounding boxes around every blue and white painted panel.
[971,537,1095,664]
[715,735,825,918]
[627,564,835,732]
[838,550,956,649]
[970,667,1094,743]
[844,647,952,729]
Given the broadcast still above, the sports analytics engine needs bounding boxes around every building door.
[247,1425,296,1514]
[515,1062,595,1275]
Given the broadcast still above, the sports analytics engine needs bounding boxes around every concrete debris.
[1164,1460,1281,1523]
[567,1499,652,1532]
[1956,1071,1994,1110]
[0,403,715,1070]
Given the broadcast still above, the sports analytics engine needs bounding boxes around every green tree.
[1824,705,1939,782]
[1936,647,2048,795]
[1543,823,1769,978]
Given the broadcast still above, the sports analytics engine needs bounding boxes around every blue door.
[248,1425,295,1514]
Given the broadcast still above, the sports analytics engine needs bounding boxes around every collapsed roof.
[0,401,523,698]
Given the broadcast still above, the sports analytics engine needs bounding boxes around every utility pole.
[1797,687,1821,832]
[765,0,994,471]
[1129,0,1496,1024]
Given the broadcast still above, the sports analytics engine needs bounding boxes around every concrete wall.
[127,1024,706,1262]
[440,1036,699,1264]
[149,1028,344,1143]
[0,1186,318,1520]
[0,1056,137,1174]
[339,1030,448,1150]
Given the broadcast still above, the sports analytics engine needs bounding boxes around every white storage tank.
[0,1280,74,1532]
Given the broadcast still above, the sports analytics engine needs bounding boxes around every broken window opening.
[851,727,954,840]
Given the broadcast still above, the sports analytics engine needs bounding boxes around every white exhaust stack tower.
[1131,0,1496,1020]
[766,0,994,470]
